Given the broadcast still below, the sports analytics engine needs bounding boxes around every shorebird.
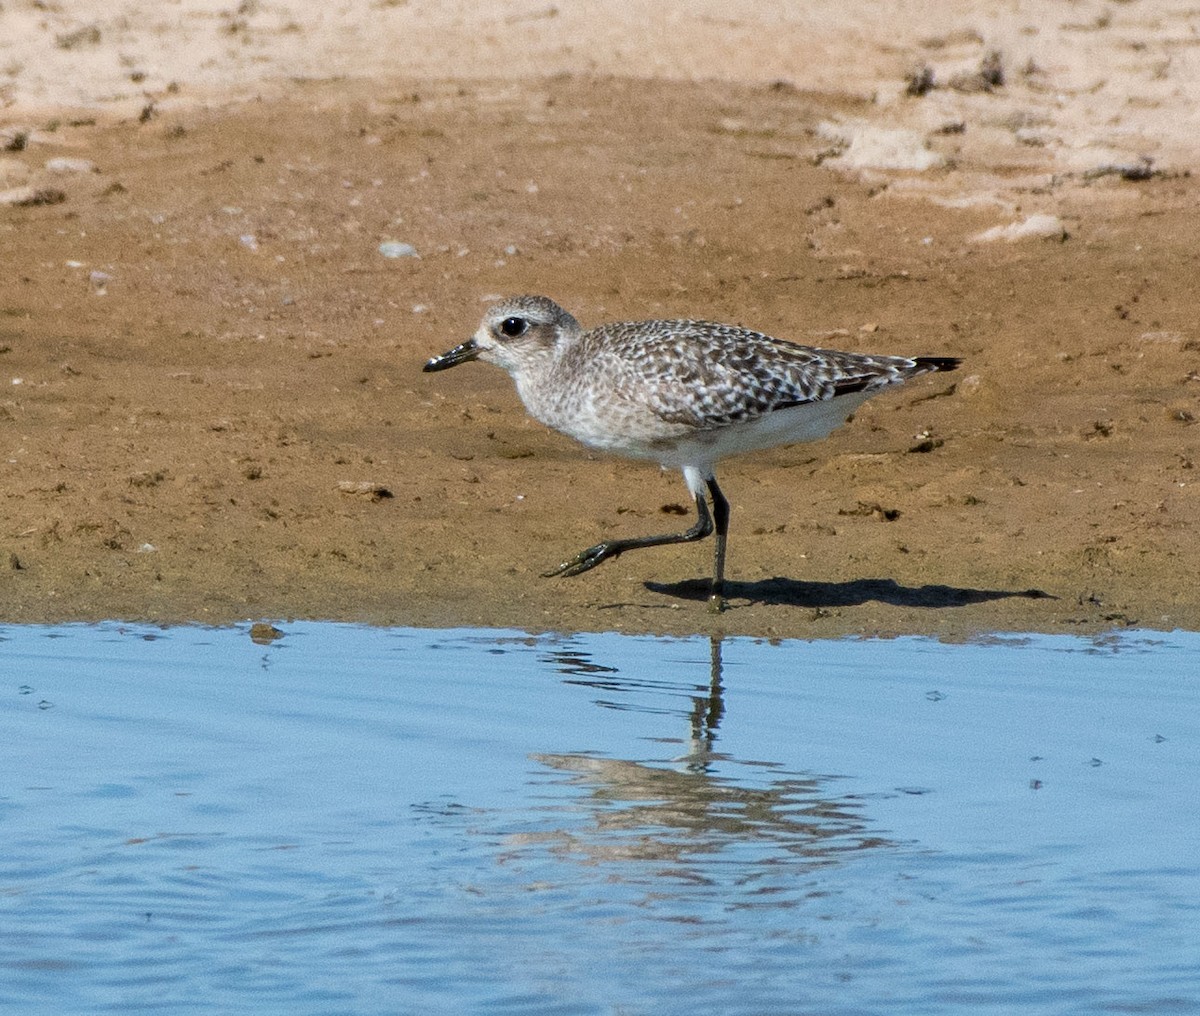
[424,295,960,611]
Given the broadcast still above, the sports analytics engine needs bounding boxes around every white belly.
[650,392,874,469]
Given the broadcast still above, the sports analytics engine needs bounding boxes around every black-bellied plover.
[424,296,960,611]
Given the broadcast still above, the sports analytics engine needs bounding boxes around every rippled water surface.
[3,623,1199,1015]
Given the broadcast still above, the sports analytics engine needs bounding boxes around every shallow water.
[3,623,1198,1015]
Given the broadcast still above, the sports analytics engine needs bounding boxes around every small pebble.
[0,185,66,206]
[45,157,97,174]
[337,480,394,501]
[249,622,285,644]
[971,214,1067,244]
[378,241,419,259]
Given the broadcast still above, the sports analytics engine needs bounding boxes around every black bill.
[423,339,481,372]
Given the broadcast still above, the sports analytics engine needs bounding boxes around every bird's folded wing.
[618,324,905,430]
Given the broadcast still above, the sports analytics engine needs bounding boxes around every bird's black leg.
[706,477,730,614]
[543,490,714,578]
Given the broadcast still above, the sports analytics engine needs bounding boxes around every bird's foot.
[707,583,726,614]
[542,541,622,578]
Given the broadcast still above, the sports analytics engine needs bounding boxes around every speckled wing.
[598,320,922,431]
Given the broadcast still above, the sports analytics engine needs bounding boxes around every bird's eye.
[499,316,529,338]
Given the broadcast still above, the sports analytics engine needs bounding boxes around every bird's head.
[423,295,581,376]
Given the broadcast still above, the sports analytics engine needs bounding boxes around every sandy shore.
[2,2,1198,637]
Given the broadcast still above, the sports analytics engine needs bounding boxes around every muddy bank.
[2,72,1198,637]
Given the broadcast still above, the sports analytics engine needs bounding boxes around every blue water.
[2,623,1198,1015]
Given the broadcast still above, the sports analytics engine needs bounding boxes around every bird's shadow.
[645,576,1054,610]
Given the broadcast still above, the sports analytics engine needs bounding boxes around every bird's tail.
[913,356,962,373]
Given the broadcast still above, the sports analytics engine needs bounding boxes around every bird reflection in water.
[524,637,890,872]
